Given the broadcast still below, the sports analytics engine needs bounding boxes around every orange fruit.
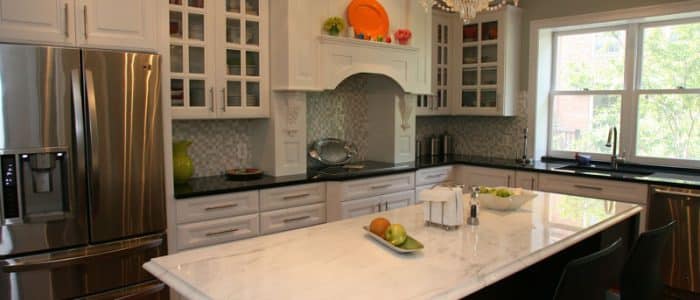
[369,217,391,238]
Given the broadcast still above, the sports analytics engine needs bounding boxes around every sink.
[555,164,654,176]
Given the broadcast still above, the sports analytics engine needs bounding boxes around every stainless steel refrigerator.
[0,44,167,299]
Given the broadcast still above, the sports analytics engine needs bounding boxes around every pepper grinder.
[467,186,480,226]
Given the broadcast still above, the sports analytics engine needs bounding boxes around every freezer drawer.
[0,233,166,300]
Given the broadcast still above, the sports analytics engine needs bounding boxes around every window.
[637,22,700,161]
[546,18,700,166]
[550,30,625,155]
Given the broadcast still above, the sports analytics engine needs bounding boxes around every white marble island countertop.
[144,192,641,300]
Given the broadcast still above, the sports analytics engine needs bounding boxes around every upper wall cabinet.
[167,0,269,119]
[76,0,157,51]
[453,6,521,116]
[417,10,455,116]
[0,0,157,51]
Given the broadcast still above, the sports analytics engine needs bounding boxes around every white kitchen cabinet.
[415,165,454,204]
[514,171,538,190]
[175,190,259,224]
[76,0,157,51]
[168,0,269,119]
[260,203,326,235]
[339,190,413,220]
[0,0,74,45]
[417,10,454,116]
[260,182,325,211]
[340,196,381,220]
[176,213,259,250]
[457,165,515,188]
[452,6,521,116]
[0,0,156,51]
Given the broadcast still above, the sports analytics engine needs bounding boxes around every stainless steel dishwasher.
[648,185,700,295]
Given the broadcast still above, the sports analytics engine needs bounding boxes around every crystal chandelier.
[421,0,518,23]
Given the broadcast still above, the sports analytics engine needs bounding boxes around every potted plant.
[323,17,346,36]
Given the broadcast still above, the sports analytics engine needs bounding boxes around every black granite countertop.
[174,155,700,199]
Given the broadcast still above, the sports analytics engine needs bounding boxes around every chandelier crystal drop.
[421,0,517,23]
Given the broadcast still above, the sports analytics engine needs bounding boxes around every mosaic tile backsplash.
[172,120,253,177]
[416,92,529,159]
[306,75,370,163]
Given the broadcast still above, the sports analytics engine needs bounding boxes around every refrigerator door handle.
[84,69,100,206]
[71,69,87,207]
[1,235,163,273]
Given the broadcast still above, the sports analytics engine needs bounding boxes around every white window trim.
[528,0,700,169]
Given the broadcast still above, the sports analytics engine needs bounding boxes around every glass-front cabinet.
[454,6,520,116]
[168,0,268,119]
[417,10,454,116]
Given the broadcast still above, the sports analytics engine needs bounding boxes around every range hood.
[270,0,432,94]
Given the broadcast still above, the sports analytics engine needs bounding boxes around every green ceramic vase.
[173,140,194,184]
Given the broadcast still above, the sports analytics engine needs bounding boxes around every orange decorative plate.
[347,0,389,39]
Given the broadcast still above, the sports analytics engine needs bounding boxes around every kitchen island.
[144,192,641,299]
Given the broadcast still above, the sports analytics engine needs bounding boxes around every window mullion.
[619,24,639,162]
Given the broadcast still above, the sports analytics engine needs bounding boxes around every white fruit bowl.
[476,187,538,211]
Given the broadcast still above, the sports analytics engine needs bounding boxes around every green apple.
[384,224,407,246]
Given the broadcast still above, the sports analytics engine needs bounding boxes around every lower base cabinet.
[260,203,326,235]
[176,213,260,250]
[340,190,414,219]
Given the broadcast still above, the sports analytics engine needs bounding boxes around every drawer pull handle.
[283,215,311,223]
[205,228,239,237]
[204,203,238,211]
[425,174,444,179]
[573,184,603,191]
[371,184,391,189]
[282,193,310,200]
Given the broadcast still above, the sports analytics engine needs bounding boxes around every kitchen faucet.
[605,127,624,169]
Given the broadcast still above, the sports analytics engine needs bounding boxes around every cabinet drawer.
[341,196,381,219]
[260,183,325,211]
[176,213,259,250]
[260,203,326,235]
[416,166,453,186]
[538,174,648,204]
[342,173,415,201]
[384,190,414,210]
[176,191,259,224]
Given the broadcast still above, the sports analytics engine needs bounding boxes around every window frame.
[547,26,630,161]
[545,17,700,168]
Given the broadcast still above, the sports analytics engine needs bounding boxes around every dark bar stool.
[553,238,624,300]
[617,220,677,300]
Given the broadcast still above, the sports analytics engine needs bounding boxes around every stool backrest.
[620,220,677,300]
[553,238,624,300]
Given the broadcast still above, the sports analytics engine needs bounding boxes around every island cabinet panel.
[260,183,326,211]
[538,173,648,231]
[260,203,326,235]
[514,171,538,190]
[176,213,259,250]
[456,165,515,188]
[175,191,259,224]
[341,173,415,201]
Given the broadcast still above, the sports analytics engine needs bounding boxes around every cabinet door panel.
[77,0,156,51]
[0,0,73,45]
[460,166,514,188]
[383,190,414,211]
[514,171,538,190]
[341,196,381,220]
